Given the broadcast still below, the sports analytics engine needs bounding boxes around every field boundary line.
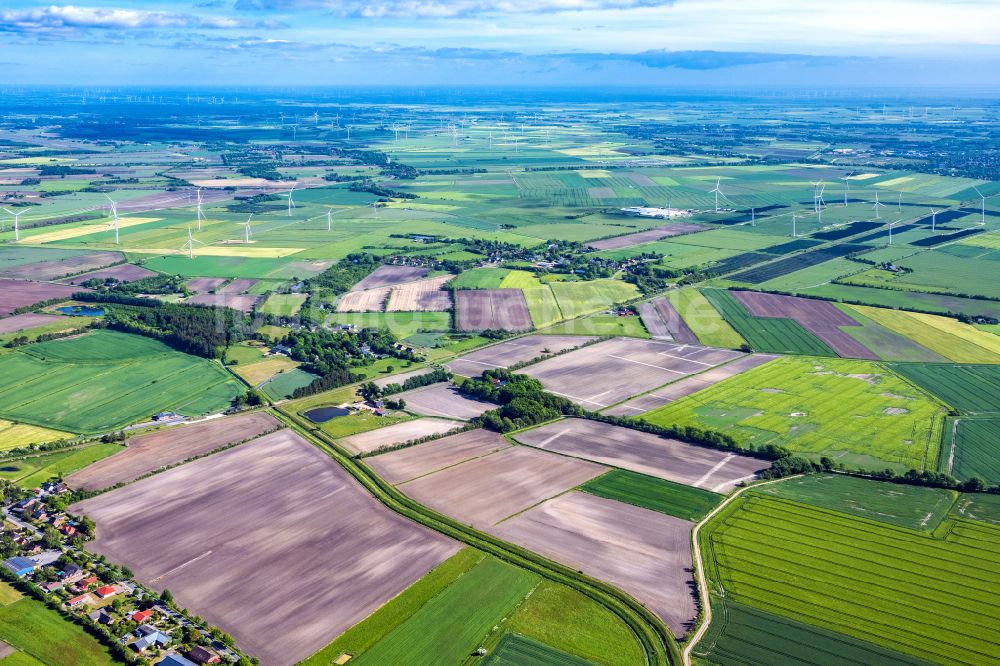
[682,474,804,666]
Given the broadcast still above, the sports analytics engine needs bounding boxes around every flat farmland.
[372,367,435,389]
[586,222,705,250]
[0,279,81,316]
[850,306,1000,364]
[443,335,596,377]
[515,419,769,492]
[0,251,122,281]
[186,293,260,313]
[548,280,639,319]
[522,337,744,408]
[336,287,389,312]
[60,263,157,285]
[581,470,723,521]
[456,289,533,332]
[0,312,68,334]
[185,277,227,293]
[953,418,1000,484]
[231,356,298,386]
[667,288,745,349]
[0,419,71,450]
[385,275,453,311]
[642,356,947,471]
[71,430,459,666]
[604,354,778,416]
[65,412,281,491]
[491,491,697,637]
[396,384,496,420]
[339,417,465,455]
[259,293,307,317]
[367,429,511,483]
[703,495,1000,666]
[399,445,606,528]
[352,264,430,290]
[0,330,243,433]
[888,364,1000,414]
[702,289,835,357]
[638,297,698,343]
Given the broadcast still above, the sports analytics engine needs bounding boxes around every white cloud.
[0,5,283,34]
[235,0,677,18]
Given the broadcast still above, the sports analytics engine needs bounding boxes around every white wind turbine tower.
[872,191,886,219]
[888,220,902,245]
[1,208,25,241]
[195,189,204,231]
[285,184,296,217]
[239,214,253,243]
[709,178,723,213]
[370,201,379,218]
[897,192,902,213]
[973,187,987,225]
[791,212,799,237]
[751,207,756,227]
[930,209,938,233]
[181,225,203,259]
[104,194,120,244]
[814,184,827,224]
[840,171,854,206]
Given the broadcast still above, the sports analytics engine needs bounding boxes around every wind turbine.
[239,214,252,243]
[973,187,987,225]
[897,192,902,213]
[791,212,799,237]
[285,184,296,217]
[104,194,120,244]
[930,208,938,232]
[840,171,854,206]
[709,178,723,213]
[751,207,756,227]
[195,189,204,231]
[327,207,333,231]
[872,191,886,220]
[1,207,25,241]
[888,220,902,245]
[370,201,379,218]
[180,225,203,259]
[815,184,827,224]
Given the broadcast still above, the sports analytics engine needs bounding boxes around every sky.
[1,0,999,88]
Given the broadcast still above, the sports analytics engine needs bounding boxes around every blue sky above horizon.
[1,1,999,87]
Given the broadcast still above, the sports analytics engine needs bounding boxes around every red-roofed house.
[130,609,153,624]
[94,585,118,599]
[66,594,89,607]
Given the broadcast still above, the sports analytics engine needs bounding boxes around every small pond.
[57,306,105,317]
[303,406,350,423]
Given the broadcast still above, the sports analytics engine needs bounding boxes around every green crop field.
[260,293,307,317]
[353,557,538,666]
[951,493,1000,526]
[850,306,1000,364]
[523,286,563,328]
[888,364,1000,414]
[484,634,591,666]
[260,367,320,400]
[797,284,1000,321]
[580,469,722,521]
[701,494,1000,666]
[835,305,945,362]
[0,595,116,666]
[952,418,1000,484]
[0,443,123,489]
[451,267,511,289]
[667,288,745,348]
[696,598,935,666]
[548,279,638,318]
[543,314,649,338]
[752,474,956,530]
[642,356,947,470]
[0,331,243,433]
[701,289,835,356]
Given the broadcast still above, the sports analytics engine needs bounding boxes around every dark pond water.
[303,406,350,423]
[58,306,105,316]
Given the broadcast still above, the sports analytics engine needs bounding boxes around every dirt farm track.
[71,430,458,666]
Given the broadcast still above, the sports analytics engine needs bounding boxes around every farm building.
[157,656,197,666]
[95,584,118,598]
[3,556,36,577]
[187,645,221,664]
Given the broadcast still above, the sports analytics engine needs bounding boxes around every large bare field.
[586,223,705,250]
[399,445,606,528]
[339,417,465,455]
[514,418,769,492]
[638,298,698,344]
[60,263,157,286]
[336,287,389,312]
[397,384,496,420]
[455,289,532,332]
[367,429,510,484]
[603,354,779,416]
[71,430,458,666]
[491,491,696,637]
[185,293,260,313]
[185,277,227,293]
[444,335,596,377]
[373,367,435,389]
[351,265,429,291]
[522,337,744,408]
[0,279,82,316]
[0,251,123,280]
[65,412,282,491]
[0,312,69,334]
[386,275,453,312]
[217,278,257,294]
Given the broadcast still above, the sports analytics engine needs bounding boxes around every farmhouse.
[130,608,154,623]
[95,584,118,599]
[133,625,172,652]
[66,594,90,607]
[187,645,221,664]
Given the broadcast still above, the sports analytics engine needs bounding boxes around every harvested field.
[491,491,696,637]
[587,223,705,251]
[352,265,429,291]
[400,446,606,528]
[444,335,596,377]
[60,264,157,286]
[456,289,532,332]
[65,412,282,491]
[638,298,698,343]
[336,287,389,312]
[0,279,82,317]
[71,430,458,666]
[217,278,257,294]
[515,419,769,492]
[397,384,496,420]
[231,357,298,386]
[339,418,465,455]
[185,277,227,293]
[367,429,510,483]
[386,275,453,312]
[732,291,878,359]
[522,337,744,408]
[0,251,122,281]
[587,186,616,198]
[373,367,436,389]
[0,312,68,334]
[604,354,779,416]
[186,293,260,313]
